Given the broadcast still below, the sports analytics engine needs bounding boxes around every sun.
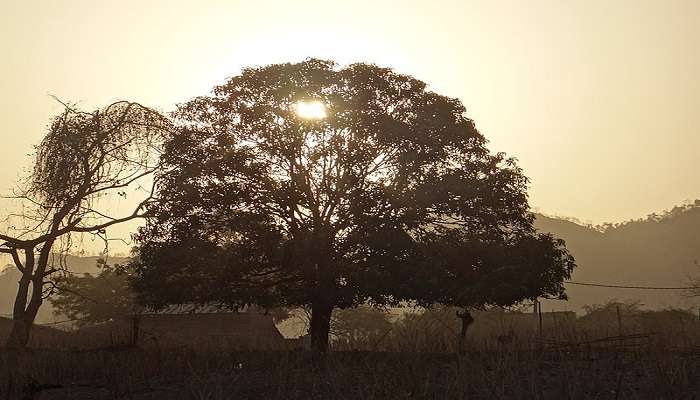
[294,100,327,120]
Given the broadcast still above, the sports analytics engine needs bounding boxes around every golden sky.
[1,0,699,246]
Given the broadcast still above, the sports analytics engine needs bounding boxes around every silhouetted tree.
[49,259,135,327]
[50,259,291,328]
[132,59,574,352]
[0,101,170,348]
[330,305,393,344]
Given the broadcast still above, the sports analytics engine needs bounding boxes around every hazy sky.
[1,0,699,241]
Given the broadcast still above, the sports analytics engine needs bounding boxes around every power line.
[565,281,695,290]
[37,315,95,326]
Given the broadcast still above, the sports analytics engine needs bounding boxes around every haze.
[2,0,699,250]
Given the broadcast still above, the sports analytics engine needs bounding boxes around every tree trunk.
[6,319,30,349]
[6,246,44,349]
[131,315,141,346]
[7,288,42,349]
[456,308,474,355]
[6,274,33,349]
[310,302,333,352]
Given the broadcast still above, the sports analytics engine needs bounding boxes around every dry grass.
[2,335,700,399]
[3,308,700,399]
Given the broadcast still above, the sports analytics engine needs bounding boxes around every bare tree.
[0,100,170,348]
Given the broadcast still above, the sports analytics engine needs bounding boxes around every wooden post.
[616,305,622,336]
[537,301,543,337]
[456,308,474,356]
[131,314,140,347]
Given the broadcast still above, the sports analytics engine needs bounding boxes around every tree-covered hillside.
[535,202,700,312]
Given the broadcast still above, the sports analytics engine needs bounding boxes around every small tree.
[0,101,169,348]
[50,260,290,327]
[133,59,574,352]
[331,306,393,345]
[49,259,135,327]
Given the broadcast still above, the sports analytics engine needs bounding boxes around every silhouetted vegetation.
[49,260,135,327]
[131,59,575,352]
[4,58,700,399]
[3,307,700,399]
[331,306,393,346]
[0,255,130,325]
[0,101,170,348]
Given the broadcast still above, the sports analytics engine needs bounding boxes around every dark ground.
[2,348,700,400]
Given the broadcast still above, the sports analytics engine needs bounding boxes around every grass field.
[4,305,700,399]
[2,343,700,399]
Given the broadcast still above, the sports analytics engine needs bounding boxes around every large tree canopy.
[133,59,574,351]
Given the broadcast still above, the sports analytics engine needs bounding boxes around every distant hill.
[0,255,129,324]
[535,203,700,313]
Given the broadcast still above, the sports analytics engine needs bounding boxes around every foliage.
[408,232,574,307]
[0,100,170,347]
[29,101,165,210]
[578,300,699,337]
[49,258,291,326]
[49,259,135,327]
[132,59,575,350]
[581,299,644,317]
[595,199,700,232]
[330,305,393,342]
